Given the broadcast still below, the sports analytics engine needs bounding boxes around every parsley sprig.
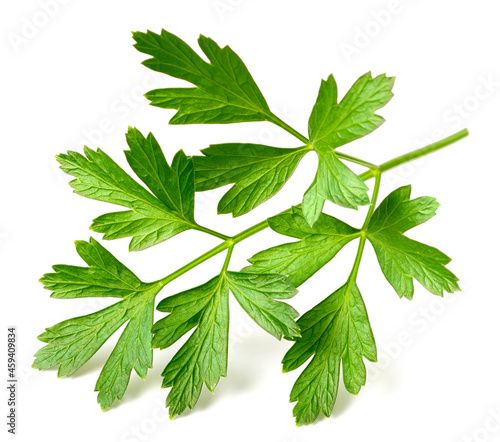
[34,29,468,425]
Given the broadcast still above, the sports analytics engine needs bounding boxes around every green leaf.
[95,297,155,410]
[133,29,270,124]
[39,238,143,299]
[33,238,160,410]
[153,269,300,416]
[308,73,395,150]
[302,149,370,225]
[301,72,394,225]
[244,207,359,287]
[155,276,229,418]
[367,185,460,299]
[57,128,197,251]
[124,127,195,222]
[91,210,190,252]
[193,144,308,216]
[283,281,376,426]
[226,271,300,339]
[153,279,216,350]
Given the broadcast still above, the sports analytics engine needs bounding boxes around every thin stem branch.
[194,224,230,241]
[222,246,234,272]
[231,219,271,242]
[361,170,381,231]
[349,172,382,282]
[265,113,310,145]
[157,241,229,287]
[349,236,367,283]
[378,129,469,173]
[156,219,272,288]
[336,152,378,170]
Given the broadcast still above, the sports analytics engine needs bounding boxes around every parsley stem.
[222,246,234,272]
[265,113,310,145]
[336,152,378,170]
[350,171,381,281]
[361,170,381,232]
[194,224,230,241]
[378,129,469,173]
[157,241,229,287]
[349,235,367,283]
[231,220,270,242]
[356,129,469,181]
[156,221,271,287]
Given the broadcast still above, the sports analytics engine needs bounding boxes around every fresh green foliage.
[282,281,376,426]
[125,127,195,222]
[308,73,395,150]
[225,272,300,339]
[302,73,394,225]
[194,144,308,216]
[155,275,230,417]
[34,238,160,410]
[302,148,370,225]
[153,270,299,417]
[244,207,360,287]
[367,185,460,299]
[274,184,459,425]
[132,29,271,124]
[35,28,467,425]
[35,239,299,415]
[57,127,199,251]
[134,29,396,220]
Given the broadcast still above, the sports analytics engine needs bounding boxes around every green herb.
[154,269,299,417]
[193,144,308,216]
[34,29,467,425]
[33,238,160,410]
[274,182,459,424]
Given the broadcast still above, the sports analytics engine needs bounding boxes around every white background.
[1,1,500,441]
